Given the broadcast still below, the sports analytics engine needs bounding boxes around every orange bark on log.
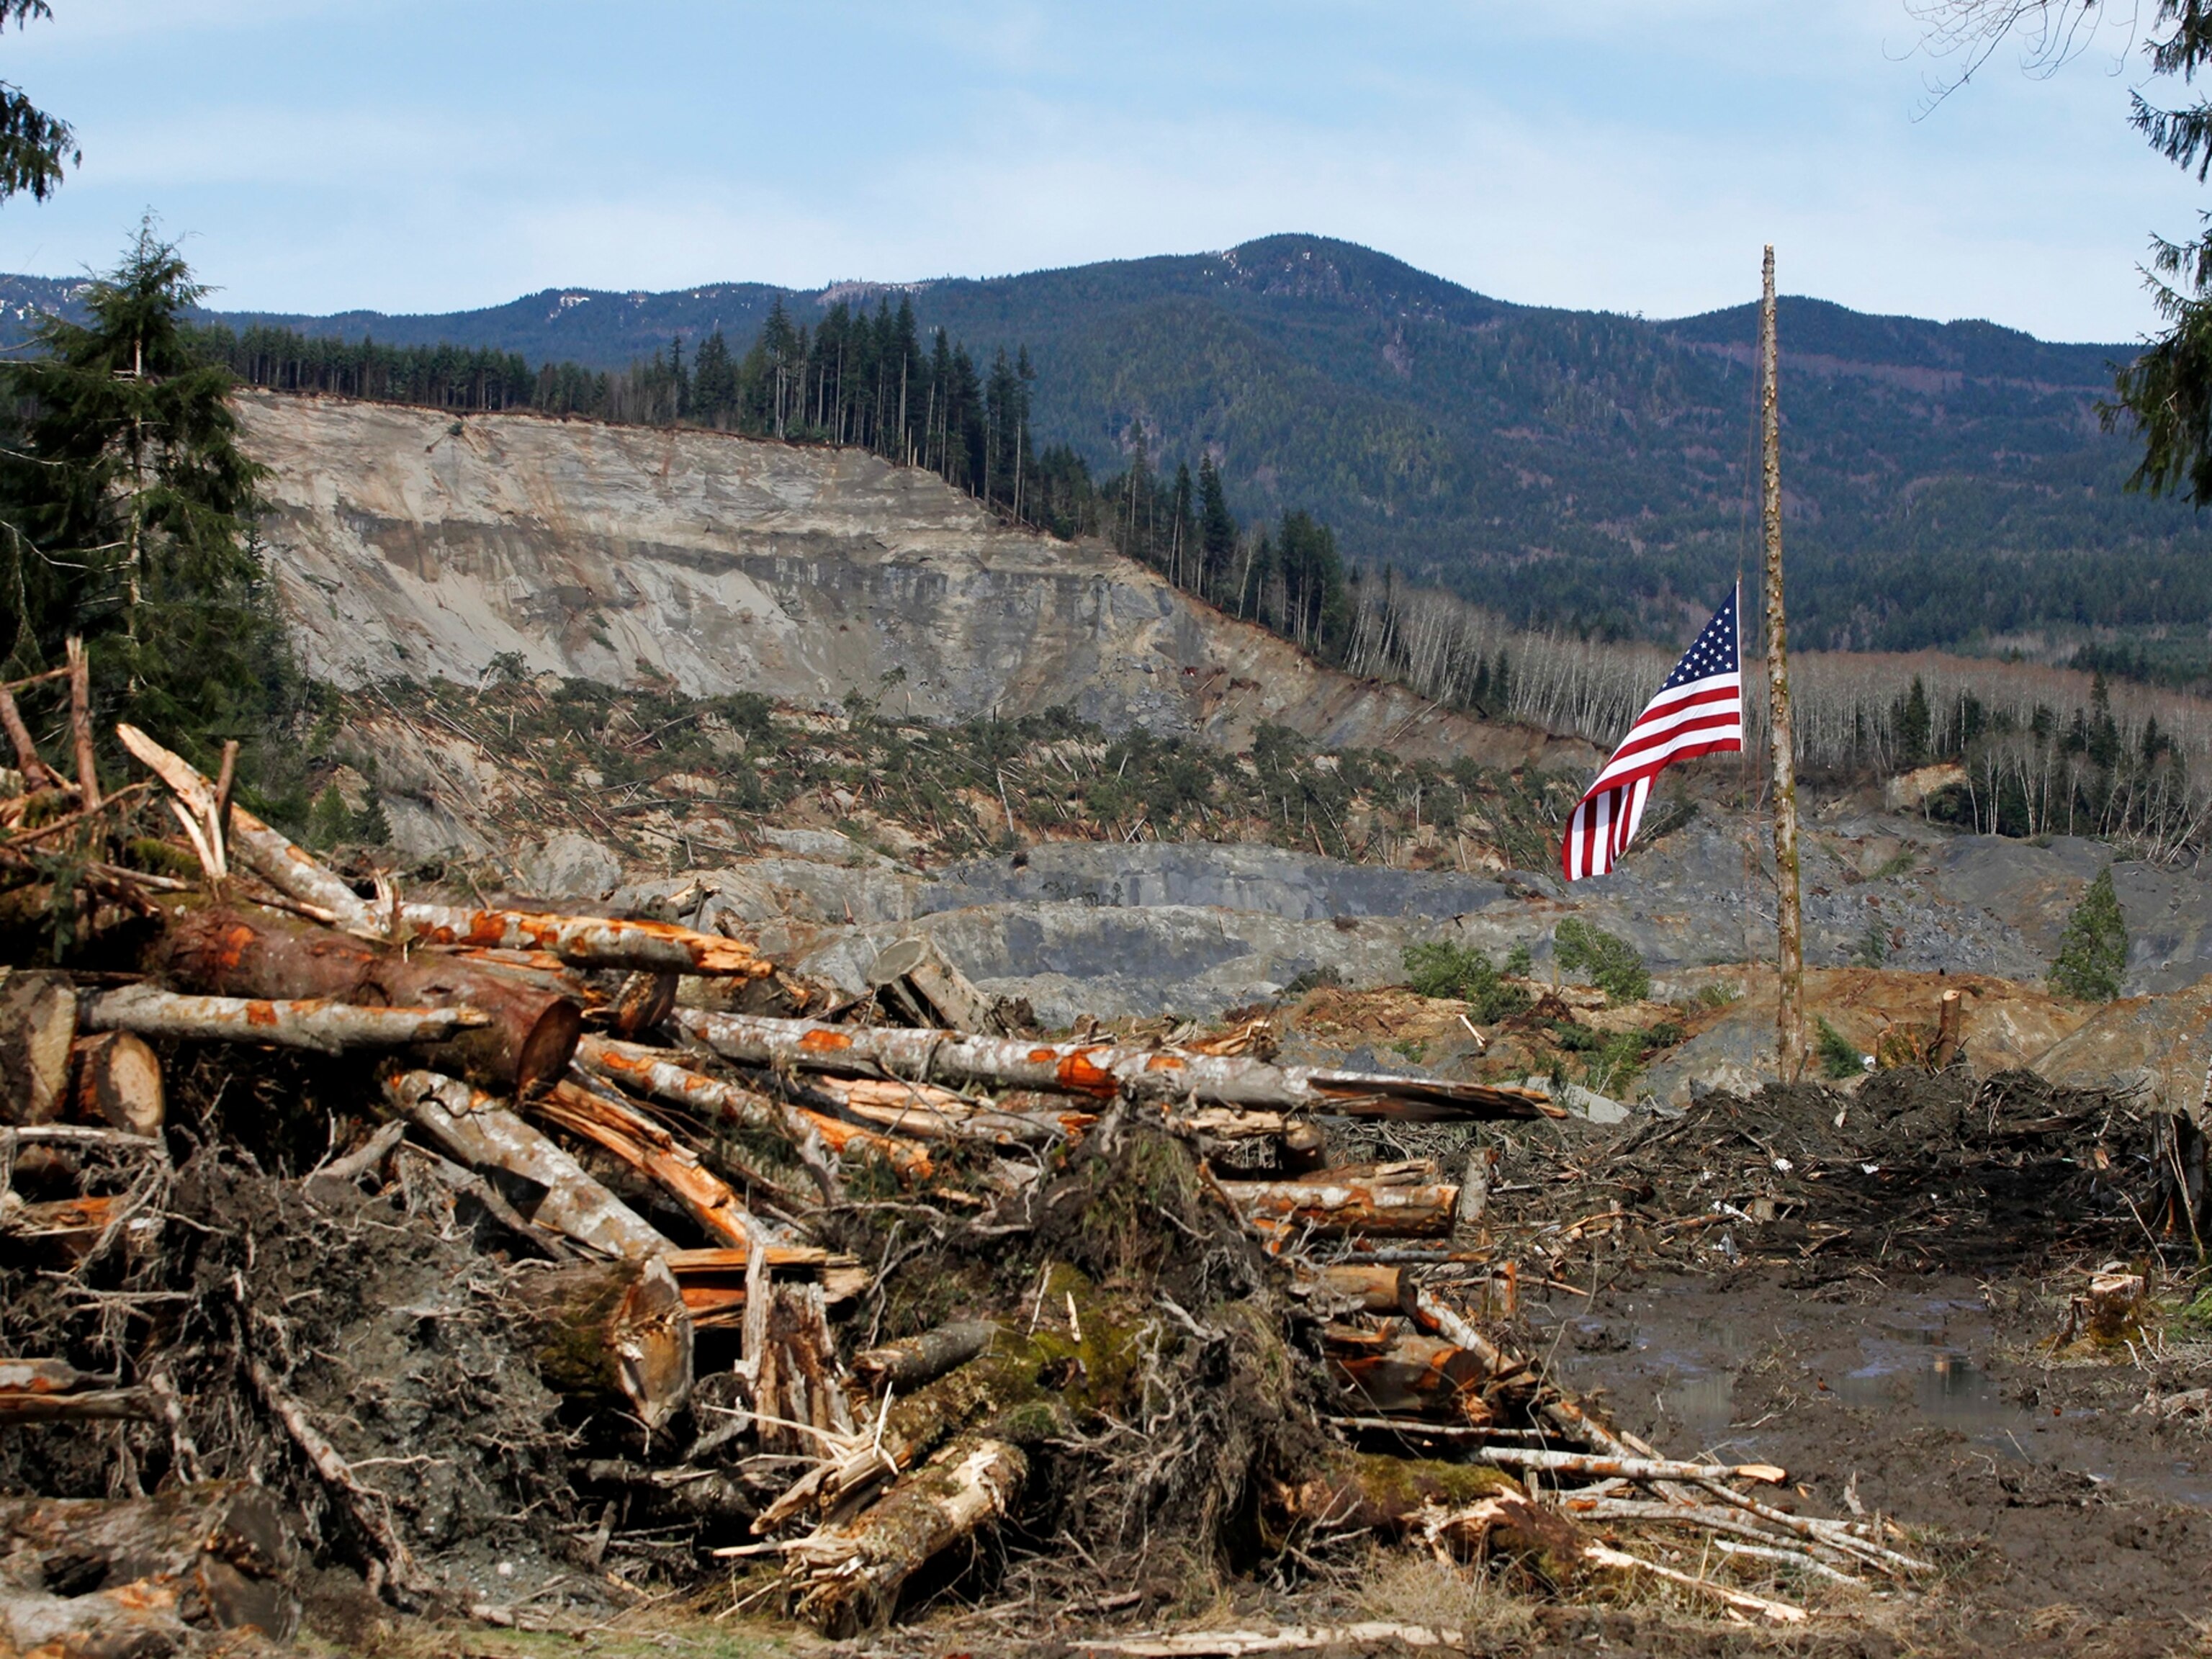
[1322,1328,1498,1423]
[675,1010,1560,1121]
[1218,1175,1460,1240]
[573,1035,842,1200]
[397,902,770,977]
[152,904,580,1093]
[532,1081,754,1246]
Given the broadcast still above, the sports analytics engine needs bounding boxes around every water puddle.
[1545,1282,2212,1506]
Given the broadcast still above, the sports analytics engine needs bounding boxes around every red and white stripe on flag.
[1559,585,1744,882]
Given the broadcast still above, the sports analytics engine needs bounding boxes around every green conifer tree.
[2051,866,2129,1002]
[0,222,281,769]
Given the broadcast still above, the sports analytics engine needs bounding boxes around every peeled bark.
[574,1034,842,1200]
[0,968,76,1125]
[1220,1175,1461,1240]
[661,1246,868,1328]
[83,982,490,1055]
[532,1080,753,1246]
[397,900,771,977]
[675,1010,1559,1121]
[788,1437,1028,1636]
[793,1073,1083,1146]
[68,1030,164,1136]
[154,904,580,1093]
[382,1071,669,1259]
[503,1255,694,1431]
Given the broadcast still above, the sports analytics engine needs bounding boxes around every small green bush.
[1815,1017,1863,1081]
[1402,943,1530,1024]
[2051,867,2128,1002]
[1554,918,1650,1004]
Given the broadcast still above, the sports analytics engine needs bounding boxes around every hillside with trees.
[4,233,2207,658]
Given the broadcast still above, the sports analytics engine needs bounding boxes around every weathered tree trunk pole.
[574,1034,842,1200]
[1761,246,1806,1082]
[1219,1174,1461,1239]
[0,683,55,788]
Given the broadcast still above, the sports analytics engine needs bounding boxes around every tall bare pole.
[1761,246,1806,1080]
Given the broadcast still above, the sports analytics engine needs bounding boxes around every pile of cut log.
[0,705,1930,1649]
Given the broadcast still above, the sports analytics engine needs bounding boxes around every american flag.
[1560,585,1743,882]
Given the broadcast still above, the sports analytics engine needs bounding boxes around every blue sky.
[1,1,2202,341]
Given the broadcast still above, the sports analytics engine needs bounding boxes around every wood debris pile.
[0,710,1939,1651]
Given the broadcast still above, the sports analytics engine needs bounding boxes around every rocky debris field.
[6,716,2208,1659]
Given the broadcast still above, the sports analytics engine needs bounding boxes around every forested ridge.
[6,233,2211,660]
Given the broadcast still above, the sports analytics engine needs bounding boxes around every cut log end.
[70,1031,166,1137]
[507,1254,693,1430]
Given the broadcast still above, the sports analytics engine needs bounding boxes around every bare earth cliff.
[238,391,1566,767]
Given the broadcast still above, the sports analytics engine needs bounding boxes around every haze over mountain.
[6,234,2202,655]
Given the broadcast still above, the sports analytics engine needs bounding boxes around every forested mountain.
[3,235,2200,654]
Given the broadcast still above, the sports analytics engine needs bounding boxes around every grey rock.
[514,831,624,902]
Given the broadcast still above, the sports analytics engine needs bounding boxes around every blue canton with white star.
[1659,590,1738,692]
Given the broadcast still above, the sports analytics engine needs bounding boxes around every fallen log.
[82,982,492,1055]
[0,1191,164,1263]
[119,723,379,931]
[788,1437,1028,1636]
[1076,1625,1473,1657]
[0,1483,299,1652]
[675,1010,1561,1121]
[0,683,55,788]
[609,968,680,1036]
[1291,1262,1405,1313]
[0,968,76,1125]
[382,1071,670,1259]
[397,900,772,976]
[504,1255,694,1431]
[1220,1174,1461,1239]
[574,1034,842,1201]
[1477,1447,1786,1485]
[1323,1328,1497,1422]
[0,1384,158,1423]
[532,1079,753,1246]
[154,904,580,1093]
[853,1320,999,1390]
[866,935,1009,1033]
[1273,1454,1582,1580]
[795,1107,935,1183]
[792,1072,1084,1146]
[67,1030,165,1136]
